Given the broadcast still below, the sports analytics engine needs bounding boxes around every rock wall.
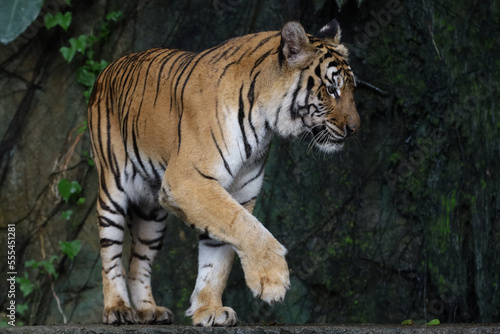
[0,0,499,327]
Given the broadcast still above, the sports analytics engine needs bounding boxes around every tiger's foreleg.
[127,204,174,324]
[185,238,237,326]
[185,199,257,326]
[159,167,290,310]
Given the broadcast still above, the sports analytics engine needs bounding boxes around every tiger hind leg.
[127,203,173,324]
[97,179,138,324]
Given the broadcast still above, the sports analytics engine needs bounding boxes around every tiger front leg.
[186,237,238,326]
[185,199,260,326]
[159,168,290,308]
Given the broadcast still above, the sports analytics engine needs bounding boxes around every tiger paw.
[191,306,237,327]
[241,238,290,304]
[103,305,139,324]
[137,306,174,324]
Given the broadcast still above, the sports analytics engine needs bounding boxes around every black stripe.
[250,49,272,76]
[216,60,238,86]
[211,130,233,177]
[137,236,164,246]
[156,226,167,234]
[195,166,218,181]
[274,105,281,129]
[177,111,183,154]
[290,71,305,119]
[210,45,238,64]
[99,175,127,216]
[315,64,321,78]
[136,49,172,119]
[111,253,122,261]
[176,46,220,153]
[247,33,279,57]
[154,50,182,106]
[111,153,124,192]
[203,242,226,248]
[94,79,109,171]
[238,85,252,159]
[247,72,260,145]
[98,196,118,215]
[121,52,149,124]
[103,263,118,274]
[132,252,150,262]
[100,238,123,248]
[241,162,266,189]
[307,76,315,92]
[149,158,162,184]
[131,127,147,173]
[98,216,125,231]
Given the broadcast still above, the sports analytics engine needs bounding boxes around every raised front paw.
[103,305,139,324]
[241,239,290,304]
[137,306,174,324]
[191,306,237,327]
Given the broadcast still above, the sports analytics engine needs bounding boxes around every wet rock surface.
[4,324,500,334]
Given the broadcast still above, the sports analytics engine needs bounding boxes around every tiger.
[87,19,359,326]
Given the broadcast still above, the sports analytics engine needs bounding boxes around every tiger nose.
[345,124,358,136]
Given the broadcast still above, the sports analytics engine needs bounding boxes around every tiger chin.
[88,19,359,327]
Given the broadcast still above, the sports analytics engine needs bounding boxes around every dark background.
[0,0,499,326]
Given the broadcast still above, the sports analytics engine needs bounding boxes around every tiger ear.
[280,21,313,67]
[316,19,342,44]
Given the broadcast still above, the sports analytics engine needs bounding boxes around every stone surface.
[0,0,499,327]
[3,324,500,334]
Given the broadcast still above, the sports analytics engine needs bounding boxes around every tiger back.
[88,19,359,326]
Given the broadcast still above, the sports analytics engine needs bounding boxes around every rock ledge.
[3,324,500,334]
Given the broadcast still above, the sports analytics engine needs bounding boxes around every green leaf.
[58,178,72,202]
[84,89,92,104]
[0,0,45,44]
[76,67,97,87]
[60,240,82,260]
[40,257,58,278]
[402,319,414,325]
[106,11,123,22]
[69,35,87,54]
[77,121,88,134]
[77,197,86,205]
[16,275,34,297]
[25,259,37,268]
[61,210,73,220]
[56,11,72,31]
[58,178,82,202]
[60,45,76,62]
[17,302,29,315]
[44,13,58,30]
[426,319,440,326]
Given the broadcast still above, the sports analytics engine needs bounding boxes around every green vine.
[44,3,123,102]
[13,240,82,325]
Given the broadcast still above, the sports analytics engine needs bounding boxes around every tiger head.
[275,19,360,153]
